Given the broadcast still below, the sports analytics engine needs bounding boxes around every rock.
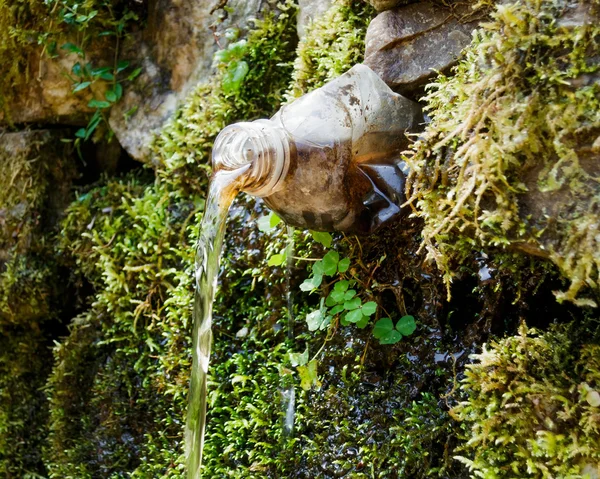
[364,2,481,97]
[0,40,112,126]
[367,0,412,12]
[109,0,265,162]
[297,0,334,39]
[0,129,78,324]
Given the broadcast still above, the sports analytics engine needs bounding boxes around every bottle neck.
[211,119,290,197]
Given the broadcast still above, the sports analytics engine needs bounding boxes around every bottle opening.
[212,120,290,197]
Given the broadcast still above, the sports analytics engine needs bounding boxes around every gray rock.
[367,0,412,12]
[364,2,481,96]
[109,0,264,162]
[297,0,334,40]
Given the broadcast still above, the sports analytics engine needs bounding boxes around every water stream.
[185,165,249,479]
[282,225,296,436]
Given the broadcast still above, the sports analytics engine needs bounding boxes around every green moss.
[0,327,52,478]
[453,322,600,478]
[286,0,375,99]
[404,0,600,306]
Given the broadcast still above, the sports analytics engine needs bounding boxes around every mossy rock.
[405,0,600,307]
[454,322,600,478]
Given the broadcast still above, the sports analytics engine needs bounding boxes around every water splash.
[185,166,249,479]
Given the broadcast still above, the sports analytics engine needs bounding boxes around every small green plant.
[373,315,417,345]
[213,39,250,94]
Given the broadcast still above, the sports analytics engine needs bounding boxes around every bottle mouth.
[212,121,289,197]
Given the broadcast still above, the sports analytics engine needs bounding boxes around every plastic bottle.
[212,64,424,234]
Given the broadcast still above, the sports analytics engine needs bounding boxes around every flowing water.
[185,165,250,479]
[282,225,296,436]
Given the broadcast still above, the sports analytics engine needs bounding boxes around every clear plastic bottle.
[212,64,424,234]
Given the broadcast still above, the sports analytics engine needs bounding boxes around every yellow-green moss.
[404,0,600,306]
[286,0,375,99]
[453,322,600,478]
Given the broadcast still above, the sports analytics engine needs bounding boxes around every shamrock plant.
[261,211,418,390]
[373,315,416,345]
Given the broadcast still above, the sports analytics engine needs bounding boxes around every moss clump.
[286,0,375,99]
[453,323,600,478]
[404,0,600,306]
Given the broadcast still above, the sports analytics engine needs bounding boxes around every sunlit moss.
[453,322,600,477]
[404,0,600,306]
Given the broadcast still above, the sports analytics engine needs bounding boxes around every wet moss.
[453,322,600,478]
[404,0,600,306]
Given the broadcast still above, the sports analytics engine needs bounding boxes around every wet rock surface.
[364,1,482,96]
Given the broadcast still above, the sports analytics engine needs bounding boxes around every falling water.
[282,225,296,436]
[185,165,250,479]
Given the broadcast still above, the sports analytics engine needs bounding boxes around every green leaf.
[322,250,340,275]
[299,275,322,292]
[345,309,364,323]
[327,289,345,305]
[256,211,280,233]
[373,318,402,344]
[373,318,394,339]
[343,289,356,301]
[72,81,91,93]
[312,261,324,277]
[270,212,281,228]
[227,40,247,59]
[71,62,82,76]
[61,42,83,55]
[99,72,114,81]
[267,252,286,267]
[333,280,349,292]
[311,231,332,248]
[338,257,350,273]
[127,67,142,81]
[356,315,370,329]
[380,330,402,345]
[396,315,416,336]
[289,347,309,367]
[113,83,123,101]
[344,297,361,311]
[298,359,321,391]
[257,215,272,232]
[105,90,118,102]
[306,309,326,331]
[84,111,102,140]
[222,60,249,94]
[88,99,111,109]
[329,304,344,316]
[361,301,377,316]
[75,128,86,139]
[117,60,130,73]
